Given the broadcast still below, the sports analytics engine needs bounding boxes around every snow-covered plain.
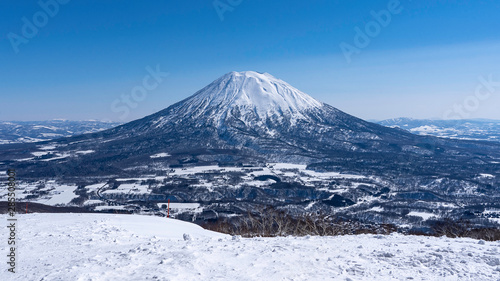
[2,213,499,281]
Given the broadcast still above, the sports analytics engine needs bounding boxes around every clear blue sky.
[1,0,500,122]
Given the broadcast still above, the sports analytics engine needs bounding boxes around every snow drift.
[1,213,499,280]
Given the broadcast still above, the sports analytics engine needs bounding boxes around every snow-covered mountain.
[155,71,323,128]
[1,71,500,230]
[376,118,500,143]
[100,71,416,163]
[0,120,121,144]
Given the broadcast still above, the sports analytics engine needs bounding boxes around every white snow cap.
[184,71,323,120]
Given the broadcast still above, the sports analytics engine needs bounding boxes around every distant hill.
[375,118,500,142]
[0,120,122,144]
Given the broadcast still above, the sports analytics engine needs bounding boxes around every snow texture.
[2,213,499,281]
[153,71,324,128]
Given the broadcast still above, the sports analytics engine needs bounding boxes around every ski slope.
[1,213,499,280]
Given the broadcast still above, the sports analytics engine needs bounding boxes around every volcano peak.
[181,71,323,120]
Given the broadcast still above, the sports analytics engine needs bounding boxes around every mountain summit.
[123,70,387,154]
[151,71,324,128]
[185,71,322,119]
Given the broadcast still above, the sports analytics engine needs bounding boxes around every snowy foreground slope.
[1,214,499,281]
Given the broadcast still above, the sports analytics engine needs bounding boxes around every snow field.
[0,163,371,209]
[1,213,499,281]
[0,181,79,206]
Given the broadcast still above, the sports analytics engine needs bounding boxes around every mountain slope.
[104,71,409,162]
[154,71,324,127]
[1,71,500,178]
